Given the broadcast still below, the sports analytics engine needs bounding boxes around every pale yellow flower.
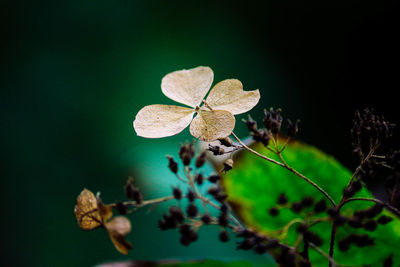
[133,66,260,141]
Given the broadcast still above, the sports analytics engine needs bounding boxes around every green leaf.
[97,259,263,267]
[223,140,400,266]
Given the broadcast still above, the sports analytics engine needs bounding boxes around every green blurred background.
[1,0,399,266]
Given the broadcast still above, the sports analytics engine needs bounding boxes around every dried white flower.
[133,66,260,141]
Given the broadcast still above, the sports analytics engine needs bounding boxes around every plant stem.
[117,196,175,208]
[231,132,336,207]
[339,197,400,217]
[328,141,379,267]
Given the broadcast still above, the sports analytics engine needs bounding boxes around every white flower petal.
[133,105,194,138]
[189,110,235,141]
[205,79,260,115]
[161,66,213,108]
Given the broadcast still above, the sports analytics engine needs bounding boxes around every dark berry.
[172,187,182,200]
[219,230,230,242]
[277,193,288,205]
[208,174,221,183]
[377,215,393,225]
[186,204,198,217]
[268,207,279,216]
[166,156,178,174]
[201,214,212,224]
[314,199,327,213]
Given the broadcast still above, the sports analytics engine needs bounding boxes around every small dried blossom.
[133,66,260,141]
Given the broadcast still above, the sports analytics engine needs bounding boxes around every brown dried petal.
[189,110,235,141]
[161,66,213,107]
[74,189,103,230]
[106,216,133,254]
[133,104,194,138]
[205,79,260,115]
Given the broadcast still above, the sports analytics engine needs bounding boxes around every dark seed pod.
[327,207,338,217]
[348,218,363,228]
[166,156,178,174]
[296,223,308,233]
[201,214,212,224]
[208,174,221,183]
[219,230,230,242]
[195,173,204,185]
[383,254,393,267]
[195,152,207,168]
[214,192,228,202]
[187,189,196,202]
[218,137,234,147]
[220,203,229,213]
[303,230,323,246]
[291,202,303,213]
[208,145,225,156]
[124,177,141,203]
[237,238,255,250]
[169,206,184,223]
[287,119,300,138]
[218,213,229,227]
[334,215,348,226]
[223,158,234,172]
[377,215,393,225]
[338,238,350,251]
[277,193,288,205]
[314,199,327,213]
[301,197,314,207]
[172,187,182,200]
[268,207,279,217]
[363,220,378,231]
[115,202,128,215]
[243,115,258,133]
[207,186,221,196]
[186,204,198,217]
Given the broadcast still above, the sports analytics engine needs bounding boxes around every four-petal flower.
[133,66,260,141]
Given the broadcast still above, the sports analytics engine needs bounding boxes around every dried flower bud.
[223,158,234,172]
[291,202,303,213]
[179,142,195,166]
[201,214,212,224]
[186,204,198,217]
[218,137,234,147]
[187,189,196,202]
[383,254,393,267]
[218,213,229,227]
[124,177,142,204]
[208,174,221,183]
[115,202,128,215]
[195,152,207,168]
[301,196,314,207]
[377,215,393,225]
[166,155,178,174]
[195,173,204,185]
[219,230,230,242]
[207,186,221,196]
[172,187,182,200]
[363,220,378,231]
[277,193,288,205]
[169,206,184,223]
[268,207,279,216]
[287,119,300,138]
[314,199,327,213]
[243,115,258,132]
[208,145,225,155]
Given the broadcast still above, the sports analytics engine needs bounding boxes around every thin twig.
[231,132,336,207]
[339,197,400,217]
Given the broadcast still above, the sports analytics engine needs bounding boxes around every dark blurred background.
[1,0,399,266]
